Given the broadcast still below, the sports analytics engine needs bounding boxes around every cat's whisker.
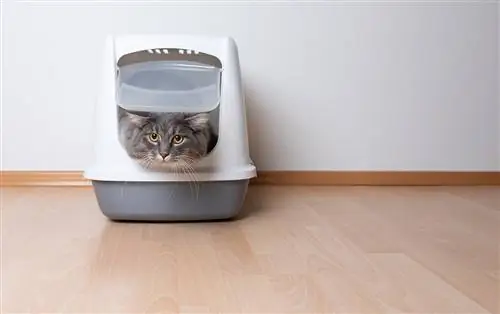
[182,161,200,200]
[182,160,200,200]
[138,155,150,168]
[173,163,180,177]
[141,154,155,170]
[180,161,196,198]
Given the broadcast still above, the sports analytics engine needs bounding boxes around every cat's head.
[117,107,214,170]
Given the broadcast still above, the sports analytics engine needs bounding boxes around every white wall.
[1,1,499,171]
[498,1,500,170]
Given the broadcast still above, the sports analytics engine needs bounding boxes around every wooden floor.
[1,186,499,313]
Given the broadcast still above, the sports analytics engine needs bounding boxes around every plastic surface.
[84,34,256,183]
[117,61,221,113]
[92,179,249,221]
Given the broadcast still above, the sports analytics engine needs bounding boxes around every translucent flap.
[116,61,222,113]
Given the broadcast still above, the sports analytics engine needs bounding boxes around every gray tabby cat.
[117,106,217,170]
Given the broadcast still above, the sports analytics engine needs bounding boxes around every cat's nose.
[160,153,169,160]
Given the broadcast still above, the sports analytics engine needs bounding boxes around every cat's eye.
[172,135,184,145]
[148,133,160,142]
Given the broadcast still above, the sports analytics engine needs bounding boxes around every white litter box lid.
[116,60,221,113]
[84,164,257,182]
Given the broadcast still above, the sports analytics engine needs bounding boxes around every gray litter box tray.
[91,179,249,221]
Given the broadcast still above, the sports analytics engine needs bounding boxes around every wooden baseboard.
[252,171,500,185]
[1,171,499,186]
[1,171,91,187]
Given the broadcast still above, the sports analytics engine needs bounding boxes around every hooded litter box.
[84,35,256,221]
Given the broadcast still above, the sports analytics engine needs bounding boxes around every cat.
[117,106,218,171]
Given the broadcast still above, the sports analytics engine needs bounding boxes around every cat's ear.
[125,112,148,125]
[118,106,149,125]
[185,113,210,131]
